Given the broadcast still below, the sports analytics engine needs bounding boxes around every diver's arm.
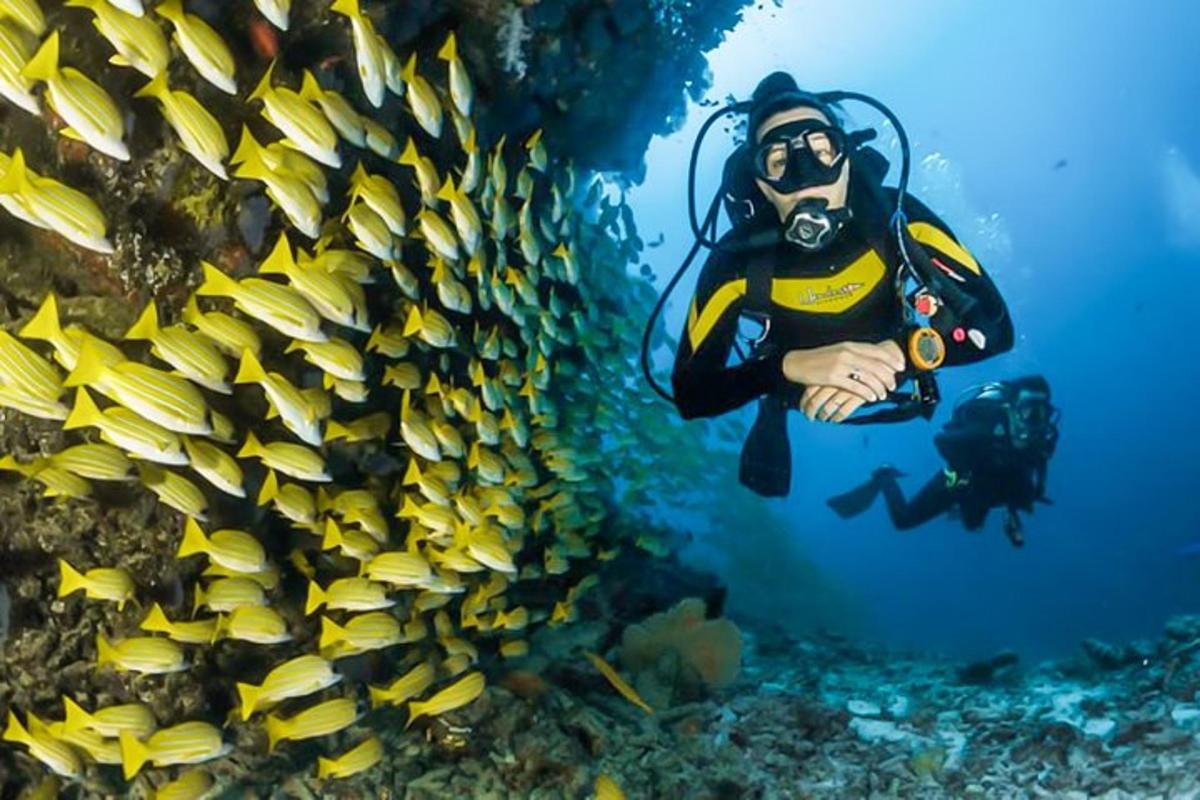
[671,254,783,419]
[901,195,1015,366]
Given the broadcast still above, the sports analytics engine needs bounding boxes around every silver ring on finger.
[848,369,863,383]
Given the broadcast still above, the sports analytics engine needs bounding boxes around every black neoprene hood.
[748,72,839,142]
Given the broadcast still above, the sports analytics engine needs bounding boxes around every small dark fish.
[1052,159,1068,170]
[647,233,665,248]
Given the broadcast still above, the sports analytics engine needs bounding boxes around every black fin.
[826,477,882,518]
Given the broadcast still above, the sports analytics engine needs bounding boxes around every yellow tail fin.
[256,468,278,506]
[2,712,30,746]
[57,559,88,599]
[63,337,108,388]
[95,633,117,667]
[233,348,268,386]
[196,261,240,300]
[400,53,417,83]
[139,602,172,635]
[318,616,348,650]
[61,697,93,735]
[435,175,457,203]
[264,713,287,752]
[257,232,295,276]
[236,681,261,721]
[298,70,323,104]
[19,294,65,346]
[437,31,458,62]
[237,430,264,459]
[316,755,336,780]
[118,731,150,780]
[320,518,343,551]
[181,295,203,325]
[133,71,170,102]
[405,699,427,728]
[329,0,360,19]
[248,60,277,104]
[124,302,160,342]
[304,581,326,615]
[21,31,60,83]
[403,306,422,337]
[398,138,418,167]
[367,686,391,709]
[0,149,30,195]
[323,420,349,443]
[154,0,184,22]
[403,459,422,485]
[62,386,102,431]
[176,517,210,559]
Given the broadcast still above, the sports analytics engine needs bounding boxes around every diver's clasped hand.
[782,340,905,422]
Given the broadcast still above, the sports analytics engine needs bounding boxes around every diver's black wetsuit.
[670,190,1014,419]
[878,395,1049,531]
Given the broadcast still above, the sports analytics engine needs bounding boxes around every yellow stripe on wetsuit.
[686,250,888,352]
[906,222,981,275]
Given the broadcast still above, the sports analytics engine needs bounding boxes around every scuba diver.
[827,376,1060,547]
[643,72,1014,497]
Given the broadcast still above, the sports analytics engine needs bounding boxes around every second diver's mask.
[1009,391,1059,452]
[753,120,852,251]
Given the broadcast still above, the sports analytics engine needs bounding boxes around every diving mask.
[753,120,848,194]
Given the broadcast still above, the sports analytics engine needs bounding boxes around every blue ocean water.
[631,0,1200,661]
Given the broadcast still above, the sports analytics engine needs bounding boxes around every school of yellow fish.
[0,0,651,794]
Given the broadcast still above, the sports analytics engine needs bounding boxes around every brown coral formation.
[619,597,741,708]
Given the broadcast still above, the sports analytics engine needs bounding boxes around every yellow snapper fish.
[398,389,442,461]
[256,233,370,331]
[344,200,396,260]
[202,560,280,590]
[0,148,112,253]
[305,576,393,614]
[361,113,398,158]
[21,31,129,159]
[134,71,228,179]
[298,69,365,146]
[230,127,323,238]
[238,430,330,483]
[241,135,331,204]
[58,558,134,608]
[415,207,459,262]
[253,0,289,30]
[399,52,442,138]
[124,301,231,392]
[154,0,236,94]
[136,461,209,519]
[368,661,434,708]
[0,0,45,35]
[181,295,261,358]
[319,611,400,656]
[192,576,266,615]
[320,516,380,561]
[436,175,482,256]
[286,337,364,382]
[177,517,266,574]
[586,652,653,714]
[45,441,132,482]
[304,239,376,283]
[363,549,432,588]
[63,386,186,465]
[349,162,406,235]
[525,128,548,172]
[62,697,155,739]
[2,711,82,779]
[0,388,65,423]
[139,602,218,644]
[317,734,382,781]
[499,639,528,658]
[265,697,358,752]
[182,436,244,497]
[19,294,123,371]
[148,770,214,800]
[213,604,291,644]
[0,17,40,114]
[249,61,341,168]
[465,526,516,575]
[407,671,484,728]
[329,0,386,108]
[257,468,317,528]
[460,127,484,195]
[325,411,390,444]
[96,632,187,674]
[236,654,341,720]
[233,350,324,445]
[199,259,325,343]
[118,722,230,779]
[404,304,455,349]
[64,337,213,435]
[397,137,440,207]
[436,31,472,117]
[65,0,168,78]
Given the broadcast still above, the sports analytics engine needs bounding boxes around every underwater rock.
[1081,638,1140,671]
[956,650,1020,685]
[1165,615,1200,642]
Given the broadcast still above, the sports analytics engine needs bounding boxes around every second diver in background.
[828,376,1060,547]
